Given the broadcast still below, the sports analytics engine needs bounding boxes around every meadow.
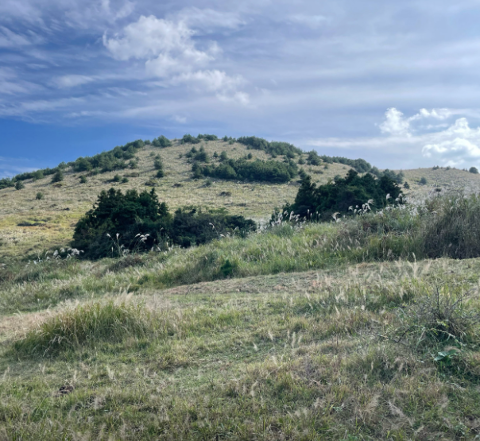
[2,138,480,439]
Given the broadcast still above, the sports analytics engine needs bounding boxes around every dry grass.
[0,140,351,260]
[1,259,480,440]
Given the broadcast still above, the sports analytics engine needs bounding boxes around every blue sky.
[2,0,480,176]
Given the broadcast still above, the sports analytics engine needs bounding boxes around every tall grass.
[13,300,150,357]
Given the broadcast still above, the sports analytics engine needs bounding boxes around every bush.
[13,301,149,356]
[152,135,172,148]
[113,174,121,182]
[36,192,44,200]
[154,155,164,178]
[469,167,479,174]
[15,181,24,190]
[196,158,298,183]
[237,136,302,157]
[220,151,228,161]
[419,177,428,185]
[121,177,129,183]
[51,170,64,183]
[72,188,256,259]
[280,170,402,221]
[181,134,201,144]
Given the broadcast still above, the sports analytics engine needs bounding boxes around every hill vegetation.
[3,135,480,439]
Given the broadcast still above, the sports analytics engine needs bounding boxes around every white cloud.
[309,108,480,169]
[379,108,411,135]
[104,14,248,103]
[55,75,95,88]
[174,8,245,34]
[0,26,42,47]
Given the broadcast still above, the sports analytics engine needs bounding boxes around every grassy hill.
[0,138,353,261]
[2,136,480,439]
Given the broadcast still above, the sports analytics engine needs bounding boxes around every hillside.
[2,135,480,261]
[0,137,354,260]
[2,136,480,439]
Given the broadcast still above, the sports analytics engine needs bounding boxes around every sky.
[2,0,480,176]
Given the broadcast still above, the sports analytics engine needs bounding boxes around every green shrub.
[152,135,172,148]
[113,174,121,182]
[35,192,44,200]
[181,134,201,144]
[220,151,228,161]
[13,301,149,356]
[121,177,129,183]
[469,167,478,174]
[80,175,88,184]
[280,170,402,221]
[51,170,64,183]
[196,158,297,183]
[237,136,302,157]
[72,188,256,259]
[420,177,428,185]
[15,181,24,190]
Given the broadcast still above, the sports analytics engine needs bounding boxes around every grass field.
[2,139,480,439]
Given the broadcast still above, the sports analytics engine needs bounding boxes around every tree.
[279,170,402,221]
[15,181,24,190]
[52,170,64,183]
[419,177,428,185]
[469,167,479,174]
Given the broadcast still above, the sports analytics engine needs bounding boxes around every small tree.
[52,170,64,183]
[36,192,44,200]
[80,176,88,184]
[420,177,428,185]
[220,151,228,161]
[15,181,24,190]
[469,167,479,174]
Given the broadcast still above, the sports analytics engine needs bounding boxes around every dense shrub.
[152,135,172,148]
[70,140,144,174]
[280,170,402,220]
[370,167,404,184]
[80,176,88,184]
[15,181,24,190]
[198,134,218,141]
[51,170,64,183]
[72,188,256,259]
[197,158,298,183]
[469,167,479,174]
[154,155,164,178]
[237,136,302,157]
[36,192,44,200]
[181,134,201,144]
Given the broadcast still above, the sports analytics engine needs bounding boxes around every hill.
[0,136,356,260]
[2,136,480,439]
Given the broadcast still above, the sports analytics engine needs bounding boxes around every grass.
[3,139,480,438]
[0,139,353,261]
[1,262,480,439]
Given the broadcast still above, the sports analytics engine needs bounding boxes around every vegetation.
[236,136,302,157]
[72,188,256,259]
[280,170,402,220]
[151,135,172,148]
[4,179,480,438]
[196,158,298,183]
[470,166,479,174]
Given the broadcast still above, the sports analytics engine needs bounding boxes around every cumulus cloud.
[379,108,412,136]
[309,107,480,169]
[104,14,248,104]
